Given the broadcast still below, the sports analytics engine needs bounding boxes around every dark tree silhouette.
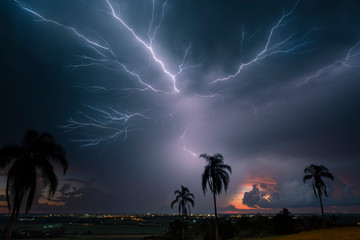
[200,153,231,240]
[303,164,334,226]
[171,185,194,240]
[0,129,68,240]
[273,208,296,234]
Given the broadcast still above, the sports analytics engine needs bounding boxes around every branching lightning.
[62,105,152,147]
[14,0,358,153]
[105,0,183,93]
[210,0,312,84]
[291,40,360,88]
[15,0,196,147]
[15,0,192,94]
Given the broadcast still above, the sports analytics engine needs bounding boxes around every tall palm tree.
[171,185,194,240]
[0,129,68,239]
[303,164,334,226]
[200,153,231,240]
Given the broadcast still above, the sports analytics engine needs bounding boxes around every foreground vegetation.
[159,209,360,240]
[3,226,360,240]
[246,226,360,240]
[0,212,359,239]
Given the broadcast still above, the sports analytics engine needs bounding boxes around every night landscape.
[1,0,360,239]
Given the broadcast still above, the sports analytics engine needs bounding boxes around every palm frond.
[0,144,23,168]
[303,174,312,183]
[171,185,195,216]
[202,167,211,194]
[201,153,231,196]
[213,153,223,162]
[21,129,40,147]
[185,193,195,199]
[171,199,178,209]
[1,129,68,219]
[41,142,68,174]
[304,164,334,200]
[25,175,37,213]
[38,161,58,197]
[312,183,318,198]
[219,164,232,173]
[320,171,334,180]
[199,153,210,159]
[186,197,195,207]
[5,172,13,212]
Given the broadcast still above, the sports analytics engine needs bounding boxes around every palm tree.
[200,153,231,240]
[171,185,194,240]
[303,164,334,226]
[0,129,68,239]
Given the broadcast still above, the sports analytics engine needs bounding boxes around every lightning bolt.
[210,0,312,84]
[14,0,333,149]
[15,0,193,94]
[291,40,360,88]
[62,105,153,147]
[105,0,181,93]
[179,126,197,157]
[14,1,111,52]
[15,0,197,146]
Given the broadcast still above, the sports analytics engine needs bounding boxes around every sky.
[1,0,360,214]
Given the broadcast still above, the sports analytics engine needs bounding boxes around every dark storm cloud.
[0,177,123,213]
[34,179,124,213]
[241,181,316,209]
[1,0,360,213]
[222,78,360,161]
[240,175,360,210]
[242,184,270,208]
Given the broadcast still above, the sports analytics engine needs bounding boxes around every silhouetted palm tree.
[303,164,334,226]
[0,129,68,239]
[171,185,194,240]
[200,153,231,240]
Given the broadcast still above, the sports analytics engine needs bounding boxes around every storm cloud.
[1,0,360,213]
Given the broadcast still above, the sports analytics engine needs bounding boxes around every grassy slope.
[245,226,360,240]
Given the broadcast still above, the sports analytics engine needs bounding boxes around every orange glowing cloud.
[38,197,66,207]
[227,176,278,211]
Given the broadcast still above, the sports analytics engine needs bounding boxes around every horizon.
[1,212,360,216]
[1,0,360,215]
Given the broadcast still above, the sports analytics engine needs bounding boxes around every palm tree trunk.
[181,214,184,240]
[213,192,219,240]
[6,207,16,240]
[318,190,326,226]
